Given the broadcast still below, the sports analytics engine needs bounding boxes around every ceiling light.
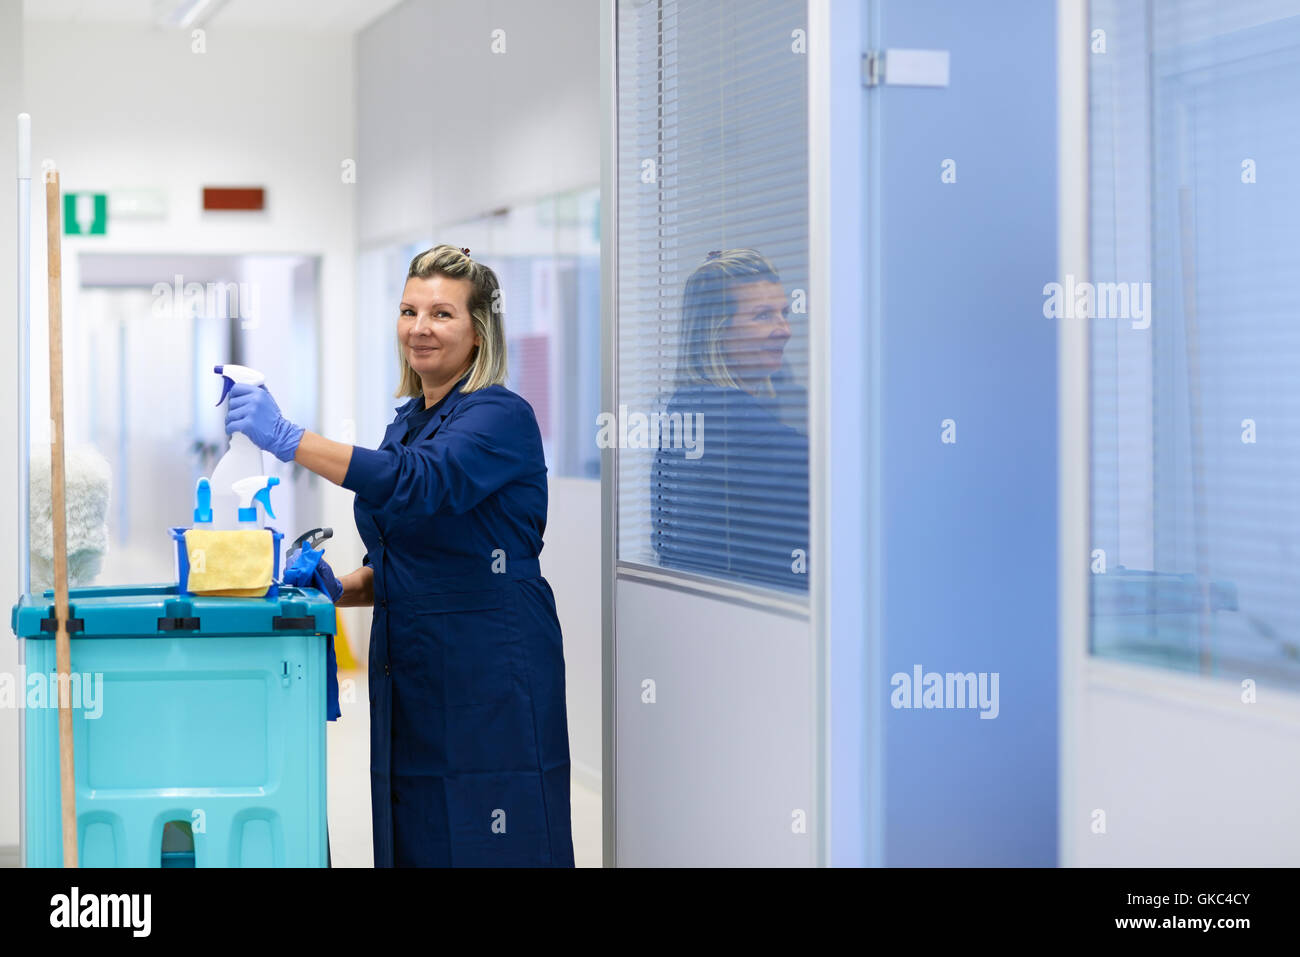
[153,0,229,29]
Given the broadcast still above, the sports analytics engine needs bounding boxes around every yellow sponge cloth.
[185,529,274,597]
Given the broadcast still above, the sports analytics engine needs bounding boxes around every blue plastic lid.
[10,581,337,639]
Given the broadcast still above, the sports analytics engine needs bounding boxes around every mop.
[27,443,111,595]
[43,163,79,867]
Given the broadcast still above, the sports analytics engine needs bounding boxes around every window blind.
[614,0,810,595]
[1089,0,1300,687]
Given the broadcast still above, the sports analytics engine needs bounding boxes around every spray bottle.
[211,364,266,529]
[231,475,280,529]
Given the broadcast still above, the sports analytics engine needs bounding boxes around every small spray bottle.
[231,475,280,529]
[192,477,214,529]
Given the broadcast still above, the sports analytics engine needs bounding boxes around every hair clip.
[705,249,722,260]
[461,247,471,256]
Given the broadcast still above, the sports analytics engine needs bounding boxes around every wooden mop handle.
[45,169,77,868]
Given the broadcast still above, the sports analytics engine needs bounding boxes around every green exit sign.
[63,193,107,235]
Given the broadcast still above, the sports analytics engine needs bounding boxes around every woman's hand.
[336,565,375,607]
[225,383,306,463]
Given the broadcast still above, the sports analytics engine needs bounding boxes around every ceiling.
[23,0,409,31]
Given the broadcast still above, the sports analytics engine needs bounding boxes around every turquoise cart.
[11,583,334,868]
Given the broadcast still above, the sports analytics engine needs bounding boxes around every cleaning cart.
[12,474,336,867]
[11,119,337,867]
[12,583,335,867]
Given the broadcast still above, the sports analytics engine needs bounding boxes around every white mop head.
[28,443,112,593]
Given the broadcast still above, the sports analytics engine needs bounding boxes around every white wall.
[613,579,813,866]
[0,0,25,859]
[1071,663,1300,866]
[542,478,601,790]
[2,20,358,851]
[357,0,601,247]
[355,0,603,783]
[20,21,358,539]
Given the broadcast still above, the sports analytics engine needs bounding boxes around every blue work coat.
[651,381,809,591]
[342,378,574,867]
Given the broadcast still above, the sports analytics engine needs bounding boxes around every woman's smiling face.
[399,275,481,387]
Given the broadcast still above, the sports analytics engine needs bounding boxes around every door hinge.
[863,51,883,87]
[862,49,951,88]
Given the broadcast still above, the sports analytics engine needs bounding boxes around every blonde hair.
[675,248,783,396]
[395,243,507,398]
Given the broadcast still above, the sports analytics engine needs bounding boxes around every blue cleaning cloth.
[282,543,343,721]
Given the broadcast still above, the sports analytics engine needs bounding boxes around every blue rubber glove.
[311,558,344,603]
[225,382,305,463]
[283,544,343,722]
[282,545,343,599]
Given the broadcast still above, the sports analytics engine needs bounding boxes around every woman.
[225,244,574,867]
[651,248,809,591]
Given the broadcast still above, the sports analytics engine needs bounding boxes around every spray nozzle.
[214,364,265,407]
[193,476,213,524]
[231,475,280,524]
